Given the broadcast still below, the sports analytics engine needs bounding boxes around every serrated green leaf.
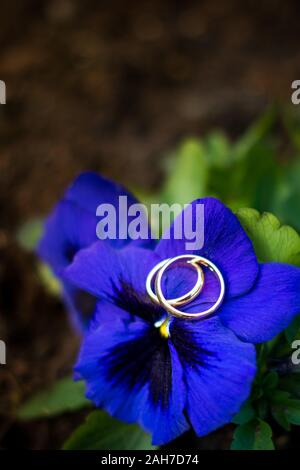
[231,419,274,450]
[18,377,90,420]
[236,208,300,265]
[63,411,155,450]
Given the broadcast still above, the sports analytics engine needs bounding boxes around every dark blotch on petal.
[104,326,172,408]
[64,244,78,263]
[113,280,163,324]
[149,339,172,407]
[171,320,215,367]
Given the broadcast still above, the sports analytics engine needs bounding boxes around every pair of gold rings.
[146,254,225,320]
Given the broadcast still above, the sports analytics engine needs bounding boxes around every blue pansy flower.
[37,172,152,331]
[64,197,300,445]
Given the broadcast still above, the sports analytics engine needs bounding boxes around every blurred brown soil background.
[0,0,300,449]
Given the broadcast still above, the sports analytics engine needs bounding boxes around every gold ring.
[146,254,225,320]
[146,258,204,307]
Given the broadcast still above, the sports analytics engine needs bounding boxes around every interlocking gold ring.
[146,258,205,307]
[146,254,225,320]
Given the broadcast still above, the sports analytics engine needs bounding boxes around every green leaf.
[273,160,300,233]
[161,138,208,206]
[282,106,300,153]
[284,399,300,425]
[17,218,43,251]
[279,374,300,398]
[270,390,291,405]
[232,401,256,425]
[17,218,61,296]
[205,109,277,212]
[203,131,231,168]
[231,419,274,450]
[271,406,291,431]
[270,389,300,427]
[236,208,300,265]
[63,411,155,450]
[232,107,276,161]
[18,377,90,420]
[257,398,269,420]
[262,371,279,391]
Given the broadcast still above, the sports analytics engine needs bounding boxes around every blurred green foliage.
[17,217,43,251]
[231,419,274,450]
[63,411,155,451]
[151,105,300,232]
[18,377,90,420]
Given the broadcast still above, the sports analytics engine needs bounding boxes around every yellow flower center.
[159,318,170,339]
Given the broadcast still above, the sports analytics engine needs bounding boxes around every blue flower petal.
[38,171,152,273]
[88,299,132,329]
[64,172,140,216]
[219,263,300,343]
[140,342,189,445]
[170,317,256,437]
[75,304,189,445]
[38,200,98,274]
[63,242,161,302]
[38,172,154,330]
[65,172,153,250]
[156,198,259,298]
